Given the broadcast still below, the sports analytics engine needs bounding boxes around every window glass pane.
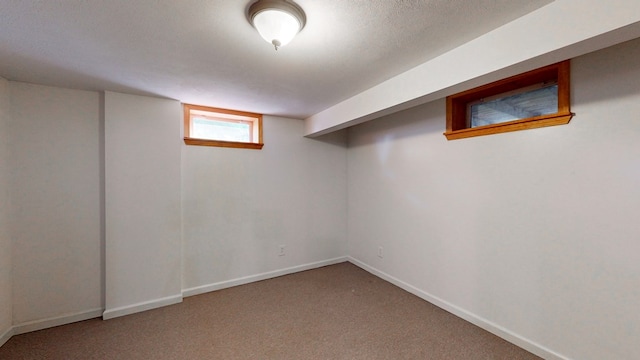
[192,117,251,142]
[470,84,558,127]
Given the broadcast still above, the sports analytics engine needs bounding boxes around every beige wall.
[103,92,183,318]
[346,38,640,360]
[0,77,12,345]
[182,116,348,294]
[102,92,348,317]
[1,85,348,332]
[8,83,102,326]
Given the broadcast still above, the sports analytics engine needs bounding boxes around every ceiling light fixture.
[248,0,306,51]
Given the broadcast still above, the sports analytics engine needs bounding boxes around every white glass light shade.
[253,9,301,49]
[248,0,306,50]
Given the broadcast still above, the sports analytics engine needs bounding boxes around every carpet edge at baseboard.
[12,308,104,336]
[0,326,14,348]
[347,256,572,360]
[182,256,349,298]
[102,295,183,320]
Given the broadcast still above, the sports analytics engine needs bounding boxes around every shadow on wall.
[347,98,446,148]
[3,46,167,99]
[307,127,348,147]
[572,37,640,106]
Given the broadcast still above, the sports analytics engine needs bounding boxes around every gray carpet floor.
[0,262,541,359]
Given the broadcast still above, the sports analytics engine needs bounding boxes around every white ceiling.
[0,0,552,120]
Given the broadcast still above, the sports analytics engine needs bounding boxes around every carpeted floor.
[0,262,541,359]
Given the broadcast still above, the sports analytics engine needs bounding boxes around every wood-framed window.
[444,60,573,140]
[183,103,264,149]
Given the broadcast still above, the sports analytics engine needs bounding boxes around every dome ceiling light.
[248,0,306,51]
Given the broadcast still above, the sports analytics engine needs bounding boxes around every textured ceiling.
[0,0,552,119]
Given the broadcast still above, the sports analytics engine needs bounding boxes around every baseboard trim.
[347,257,571,360]
[102,294,182,320]
[182,256,349,298]
[0,326,14,348]
[12,308,103,336]
[5,257,562,358]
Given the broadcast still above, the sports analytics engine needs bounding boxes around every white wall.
[104,92,182,319]
[0,85,347,333]
[0,77,12,344]
[347,38,640,360]
[182,116,348,294]
[7,83,102,326]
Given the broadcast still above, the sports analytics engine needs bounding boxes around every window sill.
[443,112,573,140]
[184,138,264,149]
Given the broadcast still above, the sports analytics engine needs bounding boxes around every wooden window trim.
[183,103,264,149]
[444,60,573,140]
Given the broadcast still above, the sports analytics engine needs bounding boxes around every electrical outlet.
[279,245,286,256]
[377,246,383,258]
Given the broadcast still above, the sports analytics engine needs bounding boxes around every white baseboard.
[182,256,349,298]
[12,308,103,336]
[6,256,560,358]
[102,294,182,320]
[0,326,14,348]
[347,257,570,360]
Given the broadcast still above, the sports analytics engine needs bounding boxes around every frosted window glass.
[470,84,558,127]
[192,118,251,142]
